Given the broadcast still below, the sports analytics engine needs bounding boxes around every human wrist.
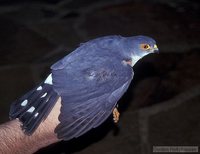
[32,97,61,151]
[0,98,61,154]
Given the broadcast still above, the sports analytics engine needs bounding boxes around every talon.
[113,107,120,123]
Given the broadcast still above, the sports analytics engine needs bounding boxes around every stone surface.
[149,95,200,147]
[128,51,200,108]
[0,66,35,123]
[0,17,55,65]
[29,20,81,47]
[137,85,200,153]
[81,2,200,52]
[79,112,141,154]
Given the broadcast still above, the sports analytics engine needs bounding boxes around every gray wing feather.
[52,49,133,140]
[55,81,131,140]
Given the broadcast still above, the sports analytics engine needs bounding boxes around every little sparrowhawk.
[9,35,159,140]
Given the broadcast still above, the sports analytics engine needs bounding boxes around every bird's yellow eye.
[140,44,151,50]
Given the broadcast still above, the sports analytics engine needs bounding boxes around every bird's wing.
[51,52,133,140]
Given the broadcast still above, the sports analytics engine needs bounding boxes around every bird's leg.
[113,107,120,123]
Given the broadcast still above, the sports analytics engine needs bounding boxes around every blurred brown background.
[0,0,199,153]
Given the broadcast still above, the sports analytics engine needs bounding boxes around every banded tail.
[9,74,59,135]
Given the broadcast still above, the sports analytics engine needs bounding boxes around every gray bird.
[9,35,159,140]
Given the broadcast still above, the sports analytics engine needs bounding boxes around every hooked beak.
[153,44,159,53]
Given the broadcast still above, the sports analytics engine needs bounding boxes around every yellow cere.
[153,44,158,49]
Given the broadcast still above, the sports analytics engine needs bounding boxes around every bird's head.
[122,35,159,66]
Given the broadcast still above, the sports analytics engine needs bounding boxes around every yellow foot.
[113,107,120,123]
